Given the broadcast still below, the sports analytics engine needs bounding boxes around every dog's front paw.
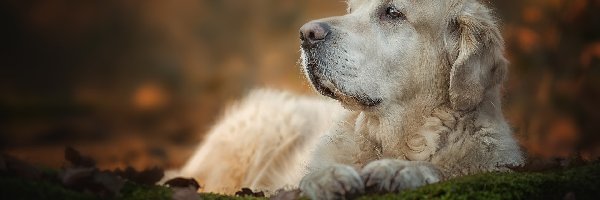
[360,159,441,193]
[299,165,364,200]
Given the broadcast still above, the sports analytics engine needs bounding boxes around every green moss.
[0,176,98,200]
[360,164,600,200]
[120,182,172,200]
[1,164,598,200]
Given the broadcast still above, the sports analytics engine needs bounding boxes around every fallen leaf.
[235,187,265,197]
[65,147,96,168]
[165,177,200,190]
[59,167,95,186]
[60,147,126,197]
[92,171,126,197]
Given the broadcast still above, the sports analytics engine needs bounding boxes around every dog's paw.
[299,165,364,200]
[360,159,441,193]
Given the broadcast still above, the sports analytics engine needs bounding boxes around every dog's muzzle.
[299,21,382,108]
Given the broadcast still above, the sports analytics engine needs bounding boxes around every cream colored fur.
[179,0,524,199]
[179,90,346,194]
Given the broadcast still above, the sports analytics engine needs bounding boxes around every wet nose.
[300,22,330,44]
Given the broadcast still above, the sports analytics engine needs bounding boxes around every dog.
[178,0,524,199]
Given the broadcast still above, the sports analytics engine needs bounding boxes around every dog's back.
[179,89,344,194]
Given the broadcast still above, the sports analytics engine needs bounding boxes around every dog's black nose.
[300,22,330,44]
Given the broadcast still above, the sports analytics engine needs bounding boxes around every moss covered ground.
[1,163,599,200]
[360,163,600,200]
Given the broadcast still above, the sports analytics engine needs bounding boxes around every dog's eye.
[385,6,406,20]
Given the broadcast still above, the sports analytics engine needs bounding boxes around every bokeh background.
[1,0,599,170]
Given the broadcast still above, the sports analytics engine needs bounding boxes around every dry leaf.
[165,177,200,190]
[235,188,265,197]
[65,147,96,168]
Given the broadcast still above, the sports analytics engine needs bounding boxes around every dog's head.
[300,0,507,112]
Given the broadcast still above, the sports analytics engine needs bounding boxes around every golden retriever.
[177,0,524,199]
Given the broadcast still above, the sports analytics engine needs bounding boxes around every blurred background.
[0,0,599,170]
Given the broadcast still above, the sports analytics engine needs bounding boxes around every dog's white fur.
[179,0,524,198]
[179,90,346,193]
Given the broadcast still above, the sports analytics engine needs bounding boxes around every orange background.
[1,0,599,170]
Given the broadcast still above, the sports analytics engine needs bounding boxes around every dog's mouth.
[304,60,382,108]
[304,62,336,99]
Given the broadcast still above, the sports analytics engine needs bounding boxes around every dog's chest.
[354,109,459,162]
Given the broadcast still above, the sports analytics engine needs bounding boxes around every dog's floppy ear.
[447,1,507,111]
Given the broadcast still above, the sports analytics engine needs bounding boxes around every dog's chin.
[307,72,382,110]
[302,48,382,110]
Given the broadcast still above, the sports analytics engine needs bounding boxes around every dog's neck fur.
[343,51,505,163]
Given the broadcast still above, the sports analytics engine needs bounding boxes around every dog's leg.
[299,165,365,200]
[360,159,442,193]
